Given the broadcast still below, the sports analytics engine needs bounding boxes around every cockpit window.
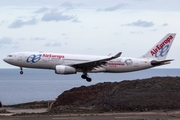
[7,55,13,57]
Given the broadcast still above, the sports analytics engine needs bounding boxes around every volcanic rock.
[50,76,180,113]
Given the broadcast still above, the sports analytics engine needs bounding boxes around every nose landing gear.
[20,67,23,74]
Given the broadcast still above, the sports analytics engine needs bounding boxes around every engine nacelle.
[55,65,76,74]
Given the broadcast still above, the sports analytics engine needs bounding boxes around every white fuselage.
[3,33,175,82]
[3,51,153,73]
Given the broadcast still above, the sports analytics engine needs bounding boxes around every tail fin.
[142,33,176,60]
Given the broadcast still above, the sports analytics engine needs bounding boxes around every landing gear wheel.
[81,70,92,82]
[86,77,92,82]
[20,71,23,74]
[81,75,87,79]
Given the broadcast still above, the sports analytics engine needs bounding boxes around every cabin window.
[7,55,13,57]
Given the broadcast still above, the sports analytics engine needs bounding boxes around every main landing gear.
[20,67,23,75]
[81,73,92,82]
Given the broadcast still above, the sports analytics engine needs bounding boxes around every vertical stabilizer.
[142,33,176,60]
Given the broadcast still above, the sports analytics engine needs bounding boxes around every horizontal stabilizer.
[151,59,174,66]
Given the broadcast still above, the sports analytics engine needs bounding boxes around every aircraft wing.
[71,52,122,70]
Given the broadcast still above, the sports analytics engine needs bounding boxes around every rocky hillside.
[50,76,180,113]
[4,101,53,109]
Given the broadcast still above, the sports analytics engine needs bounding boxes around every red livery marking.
[151,35,173,56]
[42,54,64,59]
[107,62,124,66]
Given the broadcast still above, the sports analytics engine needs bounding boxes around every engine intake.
[55,65,76,74]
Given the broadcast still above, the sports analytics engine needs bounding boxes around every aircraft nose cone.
[3,58,8,62]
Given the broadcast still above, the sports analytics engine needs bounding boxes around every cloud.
[0,37,18,48]
[30,37,46,40]
[0,37,13,44]
[41,11,76,22]
[162,23,168,26]
[16,37,27,41]
[150,29,157,31]
[61,33,67,36]
[8,17,38,28]
[34,6,49,13]
[44,42,61,47]
[130,31,143,34]
[12,45,19,49]
[61,1,74,7]
[72,17,81,23]
[60,1,83,9]
[123,20,154,27]
[97,3,127,11]
[0,20,6,25]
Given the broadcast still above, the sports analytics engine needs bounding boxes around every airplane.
[3,33,176,82]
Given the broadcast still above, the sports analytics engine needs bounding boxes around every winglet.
[112,52,122,59]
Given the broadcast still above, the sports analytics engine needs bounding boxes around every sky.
[0,0,180,68]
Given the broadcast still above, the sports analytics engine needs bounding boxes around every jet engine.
[55,65,76,74]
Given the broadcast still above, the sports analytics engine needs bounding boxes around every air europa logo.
[151,35,173,56]
[26,54,42,63]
